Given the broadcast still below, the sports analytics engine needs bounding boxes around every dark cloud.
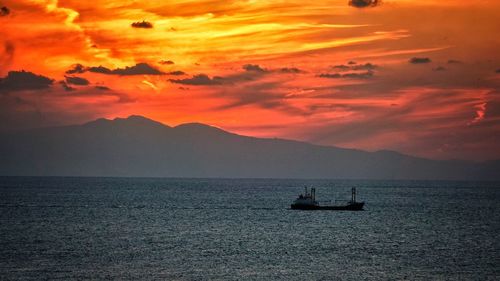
[332,64,350,70]
[66,64,86,74]
[159,60,175,65]
[447,59,462,64]
[318,70,374,79]
[167,71,186,76]
[169,64,272,86]
[95,86,110,91]
[318,73,341,79]
[280,67,303,73]
[433,66,446,71]
[65,76,90,86]
[349,0,380,8]
[496,69,500,74]
[88,66,113,74]
[351,63,377,70]
[169,74,223,85]
[243,64,267,72]
[0,71,53,92]
[59,81,75,92]
[131,20,153,29]
[342,71,374,79]
[409,57,431,64]
[332,62,377,71]
[0,6,9,16]
[66,63,164,76]
[112,63,164,75]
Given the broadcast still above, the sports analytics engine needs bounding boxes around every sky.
[0,0,499,161]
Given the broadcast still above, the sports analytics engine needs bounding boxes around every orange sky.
[1,0,499,161]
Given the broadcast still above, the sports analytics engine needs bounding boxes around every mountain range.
[0,115,498,180]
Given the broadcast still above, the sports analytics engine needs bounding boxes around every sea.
[0,177,499,280]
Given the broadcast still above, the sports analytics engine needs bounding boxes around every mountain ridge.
[0,115,498,180]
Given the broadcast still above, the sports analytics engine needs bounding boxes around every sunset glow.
[1,0,499,161]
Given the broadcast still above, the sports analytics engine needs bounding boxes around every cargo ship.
[290,187,364,210]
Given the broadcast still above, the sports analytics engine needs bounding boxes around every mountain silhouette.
[0,115,498,180]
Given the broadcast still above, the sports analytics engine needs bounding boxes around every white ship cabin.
[293,187,319,206]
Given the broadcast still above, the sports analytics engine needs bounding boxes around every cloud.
[409,57,431,64]
[95,86,110,91]
[318,70,374,79]
[169,74,223,85]
[170,64,272,86]
[318,73,342,79]
[467,102,487,126]
[66,64,86,74]
[131,20,153,29]
[280,67,303,73]
[332,64,350,70]
[59,81,76,92]
[159,60,175,65]
[349,0,380,8]
[496,69,500,74]
[433,66,446,71]
[332,62,377,71]
[66,63,164,76]
[447,60,462,64]
[112,63,164,75]
[167,64,276,86]
[214,81,304,114]
[87,66,113,74]
[243,64,267,72]
[352,63,377,70]
[342,71,374,79]
[0,71,53,92]
[67,87,134,104]
[0,6,9,16]
[65,76,90,86]
[0,41,14,69]
[167,71,186,76]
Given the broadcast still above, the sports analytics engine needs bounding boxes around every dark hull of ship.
[290,202,364,211]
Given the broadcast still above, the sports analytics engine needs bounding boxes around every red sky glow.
[1,0,499,161]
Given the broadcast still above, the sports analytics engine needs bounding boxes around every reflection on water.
[1,177,499,280]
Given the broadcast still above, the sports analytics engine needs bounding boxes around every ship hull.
[290,202,364,211]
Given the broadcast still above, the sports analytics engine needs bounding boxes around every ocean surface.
[0,177,499,280]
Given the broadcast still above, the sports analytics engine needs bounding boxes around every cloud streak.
[319,70,375,79]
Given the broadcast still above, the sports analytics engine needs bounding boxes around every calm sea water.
[0,177,499,280]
